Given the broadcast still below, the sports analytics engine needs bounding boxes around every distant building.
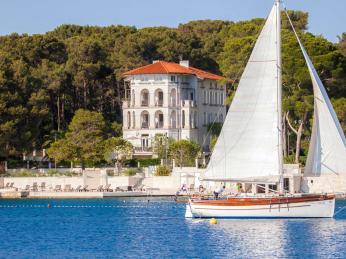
[122,60,226,156]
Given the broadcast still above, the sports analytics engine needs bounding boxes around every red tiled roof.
[123,61,223,80]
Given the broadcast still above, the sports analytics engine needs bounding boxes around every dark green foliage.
[0,11,345,165]
[154,165,171,176]
[47,109,106,168]
[124,158,160,167]
[169,140,200,167]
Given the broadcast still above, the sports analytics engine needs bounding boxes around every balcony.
[141,100,149,107]
[141,122,149,129]
[134,146,152,152]
[181,100,197,107]
[155,121,164,129]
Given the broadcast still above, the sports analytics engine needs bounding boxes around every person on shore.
[199,185,204,193]
[214,186,225,199]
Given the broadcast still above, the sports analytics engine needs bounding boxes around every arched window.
[170,111,177,129]
[154,89,163,107]
[170,88,177,107]
[154,110,164,128]
[140,89,149,107]
[127,111,131,129]
[215,92,218,105]
[131,89,135,106]
[189,113,192,128]
[140,111,150,129]
[132,111,136,128]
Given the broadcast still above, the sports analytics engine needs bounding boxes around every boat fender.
[209,218,217,224]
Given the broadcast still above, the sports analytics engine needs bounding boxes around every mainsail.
[203,1,283,182]
[285,11,346,176]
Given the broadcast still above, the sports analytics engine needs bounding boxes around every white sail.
[284,11,346,176]
[203,2,282,182]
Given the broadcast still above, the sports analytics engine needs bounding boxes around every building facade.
[122,60,226,155]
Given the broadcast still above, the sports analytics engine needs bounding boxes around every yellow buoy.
[209,218,218,224]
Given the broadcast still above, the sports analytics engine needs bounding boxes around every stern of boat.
[185,200,193,218]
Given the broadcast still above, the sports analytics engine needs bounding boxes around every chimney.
[153,60,160,64]
[179,60,189,67]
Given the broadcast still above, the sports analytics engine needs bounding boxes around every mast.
[276,0,284,193]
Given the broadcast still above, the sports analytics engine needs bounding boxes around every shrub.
[9,170,38,177]
[154,165,171,176]
[122,168,137,176]
[124,158,160,168]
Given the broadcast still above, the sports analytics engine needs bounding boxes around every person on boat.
[180,184,187,193]
[214,186,225,199]
[236,183,244,194]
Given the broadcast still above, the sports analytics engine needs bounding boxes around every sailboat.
[185,0,344,218]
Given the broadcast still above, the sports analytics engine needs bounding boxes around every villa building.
[122,60,226,155]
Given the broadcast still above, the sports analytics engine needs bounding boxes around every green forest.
[0,10,345,164]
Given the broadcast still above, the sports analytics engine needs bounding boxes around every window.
[127,111,131,129]
[170,88,177,107]
[140,89,149,106]
[132,111,136,128]
[140,111,150,129]
[155,89,163,107]
[208,113,212,124]
[170,111,177,129]
[203,90,207,104]
[221,92,224,105]
[182,110,186,128]
[155,111,164,128]
[215,92,218,105]
[203,112,207,125]
[209,91,212,104]
[131,89,135,106]
[170,75,176,82]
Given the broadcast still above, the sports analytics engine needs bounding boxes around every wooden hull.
[185,194,335,218]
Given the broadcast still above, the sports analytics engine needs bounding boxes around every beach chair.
[5,183,10,188]
[54,185,62,192]
[103,184,111,192]
[81,185,88,192]
[24,185,30,191]
[75,185,82,192]
[134,184,146,191]
[96,185,104,192]
[115,187,122,192]
[9,182,14,188]
[32,182,38,192]
[64,184,72,192]
[40,182,46,191]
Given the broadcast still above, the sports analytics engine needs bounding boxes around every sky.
[0,0,344,42]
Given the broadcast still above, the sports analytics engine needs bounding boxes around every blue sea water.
[0,198,345,259]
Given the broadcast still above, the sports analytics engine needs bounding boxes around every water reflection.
[186,200,346,258]
[212,219,287,258]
